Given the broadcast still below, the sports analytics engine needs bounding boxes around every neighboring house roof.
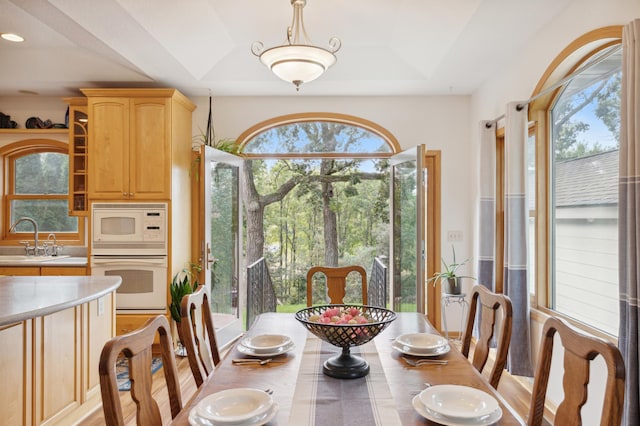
[555,149,618,207]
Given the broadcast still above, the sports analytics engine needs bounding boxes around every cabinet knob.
[123,192,127,196]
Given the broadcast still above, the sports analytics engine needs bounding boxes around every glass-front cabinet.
[64,97,88,215]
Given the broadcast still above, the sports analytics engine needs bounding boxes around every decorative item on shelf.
[169,266,200,356]
[427,245,475,295]
[0,112,17,128]
[251,0,341,91]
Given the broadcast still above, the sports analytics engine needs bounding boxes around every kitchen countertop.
[0,275,121,326]
[0,256,87,267]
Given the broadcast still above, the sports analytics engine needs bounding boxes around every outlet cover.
[447,230,463,242]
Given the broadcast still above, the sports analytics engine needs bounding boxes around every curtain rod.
[485,44,622,128]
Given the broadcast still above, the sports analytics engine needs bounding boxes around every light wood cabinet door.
[129,97,171,199]
[88,97,130,199]
[0,321,32,425]
[40,266,87,276]
[0,266,41,275]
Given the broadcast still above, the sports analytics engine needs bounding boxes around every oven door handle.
[90,258,166,266]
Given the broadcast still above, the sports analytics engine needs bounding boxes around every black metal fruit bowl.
[295,304,396,379]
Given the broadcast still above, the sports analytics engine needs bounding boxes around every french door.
[390,145,437,325]
[201,146,244,347]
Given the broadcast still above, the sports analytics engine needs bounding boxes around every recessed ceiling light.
[1,33,25,42]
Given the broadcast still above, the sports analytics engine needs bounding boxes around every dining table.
[170,312,525,426]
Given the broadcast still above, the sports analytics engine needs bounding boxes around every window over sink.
[1,139,85,245]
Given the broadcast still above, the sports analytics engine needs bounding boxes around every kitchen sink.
[0,255,71,264]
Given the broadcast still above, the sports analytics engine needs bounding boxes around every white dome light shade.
[252,0,340,91]
[259,45,337,87]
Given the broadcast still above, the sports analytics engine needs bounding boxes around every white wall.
[0,96,68,129]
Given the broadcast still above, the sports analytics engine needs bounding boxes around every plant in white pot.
[428,246,475,295]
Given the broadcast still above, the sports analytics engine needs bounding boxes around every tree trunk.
[321,160,339,266]
[243,160,303,265]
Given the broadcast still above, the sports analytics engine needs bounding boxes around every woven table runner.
[288,334,402,426]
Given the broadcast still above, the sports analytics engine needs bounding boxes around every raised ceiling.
[0,0,573,97]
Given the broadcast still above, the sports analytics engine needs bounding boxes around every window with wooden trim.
[529,27,622,338]
[2,140,84,245]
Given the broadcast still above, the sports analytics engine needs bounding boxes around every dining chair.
[460,284,513,389]
[99,314,182,426]
[527,316,625,426]
[180,284,221,387]
[306,265,367,306]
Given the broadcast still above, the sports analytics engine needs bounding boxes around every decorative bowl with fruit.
[295,304,396,379]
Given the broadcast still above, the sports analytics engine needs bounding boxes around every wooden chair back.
[180,284,221,387]
[461,284,513,388]
[306,265,367,306]
[98,315,182,426]
[527,316,625,426]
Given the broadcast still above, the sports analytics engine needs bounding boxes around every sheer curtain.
[503,102,533,376]
[478,121,496,291]
[619,18,640,425]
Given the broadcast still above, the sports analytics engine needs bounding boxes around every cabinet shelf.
[64,97,88,216]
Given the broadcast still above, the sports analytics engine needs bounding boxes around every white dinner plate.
[412,395,502,426]
[240,334,292,354]
[189,402,279,426]
[195,388,273,424]
[419,385,500,420]
[395,333,448,351]
[237,340,295,358]
[391,339,450,357]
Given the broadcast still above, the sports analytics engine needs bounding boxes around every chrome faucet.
[8,217,40,255]
[47,233,62,256]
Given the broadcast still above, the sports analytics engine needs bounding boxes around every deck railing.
[246,257,277,327]
[368,257,388,307]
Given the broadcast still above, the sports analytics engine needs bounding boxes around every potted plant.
[169,266,200,355]
[427,245,475,295]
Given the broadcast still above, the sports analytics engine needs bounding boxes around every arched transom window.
[238,113,399,158]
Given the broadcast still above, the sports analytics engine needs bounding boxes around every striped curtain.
[619,18,640,426]
[503,102,533,376]
[478,121,496,292]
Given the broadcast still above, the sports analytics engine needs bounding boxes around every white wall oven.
[90,202,168,313]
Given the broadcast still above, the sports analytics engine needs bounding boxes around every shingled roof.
[555,149,618,207]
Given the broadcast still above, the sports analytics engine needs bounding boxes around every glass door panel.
[204,146,244,346]
[390,146,427,314]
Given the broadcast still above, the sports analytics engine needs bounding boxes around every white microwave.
[91,202,167,255]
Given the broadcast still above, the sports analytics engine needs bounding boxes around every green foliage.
[254,157,390,306]
[213,138,241,154]
[169,269,199,323]
[12,151,77,232]
[427,245,475,286]
[553,71,620,161]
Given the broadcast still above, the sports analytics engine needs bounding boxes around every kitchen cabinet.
[63,97,89,215]
[0,276,117,425]
[41,266,87,276]
[0,266,87,276]
[0,266,40,275]
[82,88,195,201]
[115,313,166,345]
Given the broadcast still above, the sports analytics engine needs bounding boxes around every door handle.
[206,243,217,269]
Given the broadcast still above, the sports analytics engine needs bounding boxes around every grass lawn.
[276,304,307,313]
